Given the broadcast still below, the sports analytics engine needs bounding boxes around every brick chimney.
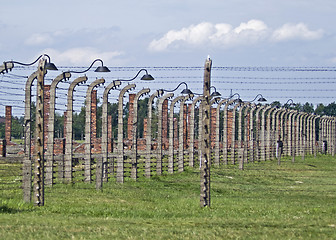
[210,107,217,148]
[108,115,113,152]
[127,94,136,141]
[5,106,12,142]
[91,90,97,141]
[162,99,168,149]
[44,85,51,148]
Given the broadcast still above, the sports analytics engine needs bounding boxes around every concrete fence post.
[96,80,121,189]
[178,94,193,172]
[145,90,163,178]
[64,76,88,183]
[168,96,185,173]
[117,84,136,183]
[249,105,256,163]
[33,59,47,206]
[131,88,150,180]
[156,93,174,174]
[23,70,38,203]
[189,96,203,167]
[84,78,105,183]
[214,99,228,165]
[45,72,71,186]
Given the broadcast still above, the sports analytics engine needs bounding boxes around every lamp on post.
[114,68,154,82]
[5,54,59,206]
[4,54,58,71]
[68,59,110,73]
[64,58,110,185]
[210,86,221,97]
[249,93,267,103]
[161,82,193,94]
[284,98,296,108]
[107,68,154,184]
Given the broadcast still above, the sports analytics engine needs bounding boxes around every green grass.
[0,155,336,239]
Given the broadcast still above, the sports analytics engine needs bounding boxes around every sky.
[1,0,336,116]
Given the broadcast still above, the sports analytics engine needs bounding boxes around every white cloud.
[25,33,54,46]
[272,23,324,41]
[42,47,123,65]
[148,20,324,51]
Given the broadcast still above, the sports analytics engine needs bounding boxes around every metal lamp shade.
[181,88,193,94]
[45,62,58,71]
[141,74,154,80]
[95,66,111,72]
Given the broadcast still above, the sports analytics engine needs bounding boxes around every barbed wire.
[10,65,336,71]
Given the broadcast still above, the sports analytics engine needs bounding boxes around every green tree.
[315,103,325,115]
[324,102,336,116]
[302,102,314,114]
[271,101,281,109]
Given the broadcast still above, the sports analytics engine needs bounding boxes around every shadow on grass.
[0,205,22,214]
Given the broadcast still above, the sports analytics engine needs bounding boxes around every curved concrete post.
[274,108,283,158]
[214,98,229,165]
[231,102,241,164]
[326,117,331,154]
[189,96,203,167]
[291,111,299,161]
[243,104,251,164]
[208,97,220,165]
[295,112,302,158]
[332,118,336,156]
[318,117,323,153]
[45,72,71,186]
[198,101,204,167]
[96,80,121,189]
[287,110,296,161]
[329,118,334,155]
[237,103,244,166]
[312,115,319,157]
[145,90,163,178]
[279,110,287,144]
[249,104,257,163]
[323,118,328,154]
[222,99,236,165]
[266,107,276,161]
[301,113,309,159]
[255,105,266,162]
[237,102,249,169]
[261,105,272,161]
[325,117,331,154]
[306,115,313,155]
[64,76,88,183]
[117,84,136,183]
[283,110,292,156]
[156,93,174,174]
[168,95,185,173]
[271,108,281,159]
[178,94,194,172]
[131,88,150,180]
[297,113,305,158]
[23,71,38,203]
[84,78,105,183]
[311,115,319,156]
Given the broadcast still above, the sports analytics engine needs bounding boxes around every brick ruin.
[1,86,237,157]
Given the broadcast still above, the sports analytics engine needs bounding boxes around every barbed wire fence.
[0,63,336,206]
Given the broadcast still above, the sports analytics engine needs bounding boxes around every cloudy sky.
[1,0,336,115]
[1,0,335,66]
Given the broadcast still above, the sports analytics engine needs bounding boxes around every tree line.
[1,101,335,141]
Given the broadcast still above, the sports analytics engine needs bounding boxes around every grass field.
[0,155,335,239]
